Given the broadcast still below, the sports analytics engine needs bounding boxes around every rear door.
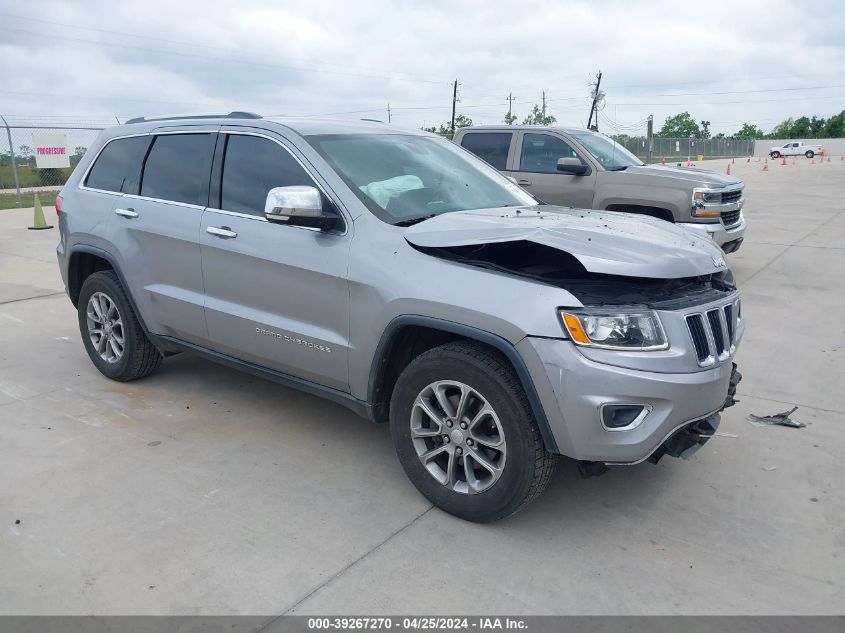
[457,131,516,175]
[199,129,350,391]
[510,131,596,208]
[110,130,216,344]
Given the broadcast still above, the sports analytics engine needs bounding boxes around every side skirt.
[148,334,375,421]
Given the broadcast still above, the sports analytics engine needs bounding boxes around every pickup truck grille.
[721,190,743,204]
[685,301,739,365]
[721,209,741,226]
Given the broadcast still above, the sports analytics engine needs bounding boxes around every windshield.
[308,134,537,224]
[570,132,644,170]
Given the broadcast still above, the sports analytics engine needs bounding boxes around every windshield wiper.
[393,214,438,227]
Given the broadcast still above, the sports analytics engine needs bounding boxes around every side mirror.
[265,186,338,231]
[556,157,588,175]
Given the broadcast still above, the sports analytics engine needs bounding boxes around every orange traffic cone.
[686,159,692,167]
[661,156,666,165]
[747,156,751,163]
[726,163,731,175]
[732,157,736,164]
[811,157,816,164]
[782,155,787,166]
[827,153,831,163]
[762,163,768,171]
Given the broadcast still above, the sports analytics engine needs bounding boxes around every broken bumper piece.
[648,362,741,465]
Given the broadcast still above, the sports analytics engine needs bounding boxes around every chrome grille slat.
[721,209,741,226]
[721,190,743,204]
[707,309,726,355]
[686,298,740,366]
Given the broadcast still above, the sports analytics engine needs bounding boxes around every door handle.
[206,226,238,239]
[517,179,532,186]
[115,207,138,218]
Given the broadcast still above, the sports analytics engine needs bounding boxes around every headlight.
[691,188,721,218]
[560,309,668,351]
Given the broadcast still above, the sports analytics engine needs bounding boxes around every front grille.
[721,189,742,204]
[721,209,741,226]
[686,301,739,365]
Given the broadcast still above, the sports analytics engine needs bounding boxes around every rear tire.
[771,151,781,159]
[389,341,556,522]
[77,271,162,381]
[805,150,814,158]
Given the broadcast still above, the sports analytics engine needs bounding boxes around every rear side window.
[85,136,150,194]
[220,134,317,216]
[459,133,512,170]
[141,134,215,206]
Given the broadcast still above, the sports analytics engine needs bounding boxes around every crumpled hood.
[622,164,742,188]
[404,206,728,279]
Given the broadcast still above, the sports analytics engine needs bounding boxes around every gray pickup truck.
[455,125,747,253]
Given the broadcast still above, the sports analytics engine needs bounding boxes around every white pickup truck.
[769,141,823,159]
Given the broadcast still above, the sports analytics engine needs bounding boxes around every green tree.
[699,120,711,139]
[735,123,766,140]
[657,112,701,138]
[770,118,794,138]
[422,114,474,138]
[791,116,812,137]
[70,146,87,166]
[503,111,517,125]
[822,110,845,137]
[808,115,827,136]
[522,104,557,125]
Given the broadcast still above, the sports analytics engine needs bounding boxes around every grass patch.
[0,192,59,211]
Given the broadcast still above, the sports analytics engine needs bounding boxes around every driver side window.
[220,134,323,217]
[519,133,583,173]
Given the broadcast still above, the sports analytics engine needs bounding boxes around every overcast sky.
[1,0,844,134]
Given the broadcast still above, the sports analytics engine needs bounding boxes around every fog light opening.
[601,404,651,431]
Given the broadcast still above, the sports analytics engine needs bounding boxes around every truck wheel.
[77,271,163,382]
[389,341,556,522]
[771,151,781,159]
[805,150,814,158]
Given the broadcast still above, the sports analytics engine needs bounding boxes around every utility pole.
[450,79,458,136]
[542,91,546,120]
[646,114,654,164]
[0,115,22,207]
[507,92,514,124]
[587,70,603,131]
[387,103,391,123]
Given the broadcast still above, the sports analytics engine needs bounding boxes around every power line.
[0,11,445,84]
[2,25,451,85]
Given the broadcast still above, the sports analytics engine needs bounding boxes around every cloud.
[0,0,843,134]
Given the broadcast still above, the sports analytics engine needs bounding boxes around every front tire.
[77,271,162,381]
[389,341,556,522]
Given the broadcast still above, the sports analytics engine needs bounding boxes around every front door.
[199,130,350,391]
[511,131,596,208]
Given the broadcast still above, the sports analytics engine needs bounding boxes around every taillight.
[55,194,63,216]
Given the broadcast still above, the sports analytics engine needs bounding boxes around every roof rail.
[124,111,262,124]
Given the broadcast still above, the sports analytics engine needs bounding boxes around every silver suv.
[57,113,743,522]
[455,126,747,253]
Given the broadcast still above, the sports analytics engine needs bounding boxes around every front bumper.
[517,336,740,464]
[679,215,747,252]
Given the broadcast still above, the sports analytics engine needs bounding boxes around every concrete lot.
[0,157,843,615]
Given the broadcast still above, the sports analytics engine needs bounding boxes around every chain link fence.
[1,118,107,208]
[611,135,754,163]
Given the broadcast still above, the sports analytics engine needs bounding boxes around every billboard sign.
[32,132,70,168]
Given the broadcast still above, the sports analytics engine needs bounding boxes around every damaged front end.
[577,363,743,478]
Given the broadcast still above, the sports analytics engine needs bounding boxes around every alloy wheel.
[410,380,507,494]
[86,291,125,364]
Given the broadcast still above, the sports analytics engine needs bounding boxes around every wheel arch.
[67,245,151,335]
[604,204,675,222]
[368,315,560,453]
